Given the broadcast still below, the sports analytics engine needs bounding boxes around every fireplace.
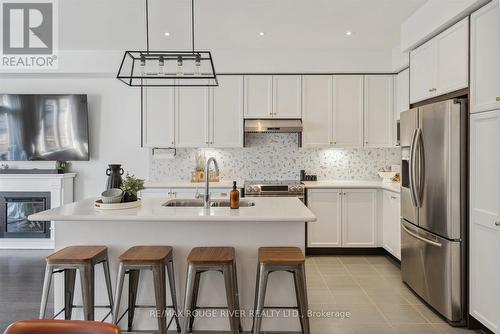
[0,192,51,238]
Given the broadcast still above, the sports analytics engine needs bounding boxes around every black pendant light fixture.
[117,0,218,87]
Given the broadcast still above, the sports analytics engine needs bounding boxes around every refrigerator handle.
[402,223,442,247]
[415,128,424,208]
[409,129,419,207]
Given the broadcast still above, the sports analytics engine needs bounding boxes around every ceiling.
[59,0,427,52]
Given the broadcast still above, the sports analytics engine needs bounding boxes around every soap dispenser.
[230,181,240,209]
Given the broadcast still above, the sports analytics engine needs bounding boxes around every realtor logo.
[1,0,58,69]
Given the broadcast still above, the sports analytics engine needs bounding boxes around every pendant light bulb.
[195,53,201,76]
[140,54,146,75]
[158,55,165,75]
[177,56,184,76]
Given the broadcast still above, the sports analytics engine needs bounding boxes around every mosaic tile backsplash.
[149,134,401,182]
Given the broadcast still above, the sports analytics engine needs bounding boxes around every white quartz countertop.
[302,180,400,193]
[144,180,241,189]
[28,197,316,223]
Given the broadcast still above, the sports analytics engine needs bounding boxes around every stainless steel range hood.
[244,119,303,133]
[244,119,303,147]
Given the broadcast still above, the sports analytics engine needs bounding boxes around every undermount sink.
[162,198,255,208]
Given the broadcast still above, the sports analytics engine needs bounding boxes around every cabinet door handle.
[496,97,500,102]
[495,221,500,227]
[391,196,398,199]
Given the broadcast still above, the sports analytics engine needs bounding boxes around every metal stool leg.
[252,264,269,334]
[166,259,181,332]
[152,264,167,334]
[181,264,197,334]
[223,263,238,334]
[294,264,310,334]
[79,263,95,321]
[39,263,54,319]
[251,263,261,333]
[231,262,242,332]
[127,269,140,331]
[112,263,126,324]
[102,258,114,316]
[64,269,77,320]
[188,272,201,332]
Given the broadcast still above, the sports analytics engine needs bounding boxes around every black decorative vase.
[123,193,137,203]
[105,164,124,190]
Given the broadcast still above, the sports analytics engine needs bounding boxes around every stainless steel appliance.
[244,119,303,148]
[244,180,304,202]
[400,99,467,325]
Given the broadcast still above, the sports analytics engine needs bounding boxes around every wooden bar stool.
[181,247,241,334]
[39,246,114,321]
[252,247,310,334]
[4,320,121,334]
[112,246,181,334]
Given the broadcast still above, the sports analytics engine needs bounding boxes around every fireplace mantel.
[0,173,76,249]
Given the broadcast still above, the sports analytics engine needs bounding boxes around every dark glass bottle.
[230,181,240,209]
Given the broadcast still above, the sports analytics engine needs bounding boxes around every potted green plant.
[120,173,145,202]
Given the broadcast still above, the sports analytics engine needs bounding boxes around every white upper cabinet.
[396,69,410,118]
[307,189,342,248]
[175,87,210,147]
[410,17,469,104]
[364,75,395,147]
[410,41,437,102]
[435,17,469,95]
[302,75,333,147]
[470,109,500,333]
[244,75,273,118]
[332,75,364,147]
[143,87,175,147]
[471,0,500,114]
[342,189,378,247]
[211,75,244,147]
[273,75,302,118]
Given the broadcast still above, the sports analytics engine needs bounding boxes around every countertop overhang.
[28,197,317,223]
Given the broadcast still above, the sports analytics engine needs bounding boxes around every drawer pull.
[390,196,398,199]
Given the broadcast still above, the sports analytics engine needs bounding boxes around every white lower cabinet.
[307,189,342,247]
[470,109,500,333]
[382,190,401,259]
[307,188,378,248]
[341,189,378,247]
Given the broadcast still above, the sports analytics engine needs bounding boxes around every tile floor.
[306,255,481,334]
[0,251,483,333]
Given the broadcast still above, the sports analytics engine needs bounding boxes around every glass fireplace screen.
[0,193,51,238]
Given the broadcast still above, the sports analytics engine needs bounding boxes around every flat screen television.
[0,94,89,161]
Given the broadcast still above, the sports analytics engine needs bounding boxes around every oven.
[244,180,305,202]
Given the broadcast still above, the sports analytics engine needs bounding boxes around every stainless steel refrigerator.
[400,98,467,325]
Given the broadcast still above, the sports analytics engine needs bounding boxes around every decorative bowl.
[101,188,124,203]
[378,171,398,183]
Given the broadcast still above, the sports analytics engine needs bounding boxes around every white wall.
[0,76,149,200]
[0,49,394,74]
[401,0,490,51]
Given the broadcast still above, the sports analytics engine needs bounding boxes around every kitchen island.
[29,197,316,332]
